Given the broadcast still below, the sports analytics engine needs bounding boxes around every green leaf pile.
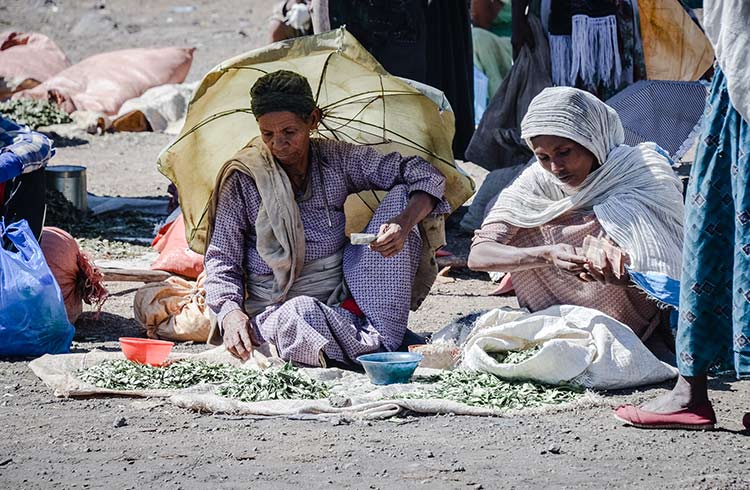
[400,370,583,411]
[491,345,542,365]
[78,360,329,401]
[217,363,329,402]
[0,98,72,129]
[78,360,235,390]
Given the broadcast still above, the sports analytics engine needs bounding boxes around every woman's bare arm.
[468,241,550,272]
[468,241,588,275]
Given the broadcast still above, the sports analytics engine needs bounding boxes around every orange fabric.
[151,213,204,279]
[151,219,173,253]
[14,47,194,114]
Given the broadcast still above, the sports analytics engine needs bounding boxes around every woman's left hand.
[577,257,630,287]
[370,219,409,258]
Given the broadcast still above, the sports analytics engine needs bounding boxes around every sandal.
[743,412,750,431]
[613,403,716,430]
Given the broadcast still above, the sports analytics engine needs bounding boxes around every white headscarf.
[483,87,685,280]
[520,87,624,165]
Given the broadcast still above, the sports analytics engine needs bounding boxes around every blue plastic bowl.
[357,352,424,385]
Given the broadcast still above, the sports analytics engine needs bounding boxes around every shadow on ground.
[46,209,162,241]
[74,311,142,343]
[48,135,88,148]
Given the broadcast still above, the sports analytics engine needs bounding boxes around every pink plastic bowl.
[119,337,174,366]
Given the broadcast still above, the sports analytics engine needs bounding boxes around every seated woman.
[468,87,684,349]
[204,70,450,367]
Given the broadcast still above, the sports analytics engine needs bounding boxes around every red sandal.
[613,403,717,430]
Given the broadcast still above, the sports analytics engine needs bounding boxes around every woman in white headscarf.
[468,86,684,346]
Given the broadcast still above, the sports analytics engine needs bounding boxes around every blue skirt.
[676,66,750,378]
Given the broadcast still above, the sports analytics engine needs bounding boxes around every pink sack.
[151,213,204,279]
[0,31,70,98]
[39,227,108,324]
[14,47,195,114]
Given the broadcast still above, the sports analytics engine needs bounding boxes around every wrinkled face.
[531,135,597,187]
[257,110,319,167]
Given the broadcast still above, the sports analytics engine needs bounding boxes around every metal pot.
[45,165,88,211]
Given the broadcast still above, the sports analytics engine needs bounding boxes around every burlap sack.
[133,271,210,342]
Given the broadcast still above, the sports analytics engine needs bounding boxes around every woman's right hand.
[543,244,588,275]
[222,309,259,361]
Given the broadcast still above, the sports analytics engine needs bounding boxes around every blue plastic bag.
[0,219,74,356]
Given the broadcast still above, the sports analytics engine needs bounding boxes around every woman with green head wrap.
[203,70,451,368]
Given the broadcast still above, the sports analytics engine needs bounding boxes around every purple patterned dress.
[204,139,449,366]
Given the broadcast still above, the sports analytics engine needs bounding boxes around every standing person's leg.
[730,103,750,379]
[310,0,330,33]
[659,69,738,410]
[326,0,428,83]
[613,67,736,428]
[426,0,475,160]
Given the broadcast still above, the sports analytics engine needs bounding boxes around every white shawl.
[483,87,685,280]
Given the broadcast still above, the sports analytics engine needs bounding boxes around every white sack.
[117,82,198,134]
[461,305,677,390]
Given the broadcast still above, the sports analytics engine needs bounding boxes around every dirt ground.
[1,2,749,489]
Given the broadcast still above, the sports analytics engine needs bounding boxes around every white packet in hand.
[350,233,377,245]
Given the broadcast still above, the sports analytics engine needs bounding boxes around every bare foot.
[639,374,710,413]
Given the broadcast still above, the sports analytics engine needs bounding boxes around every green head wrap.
[250,70,317,119]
